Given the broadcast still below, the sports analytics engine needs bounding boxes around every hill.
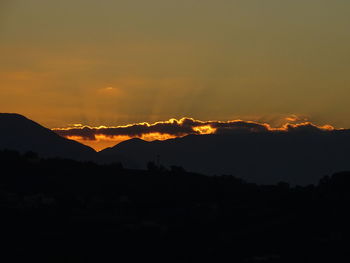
[1,151,350,262]
[100,132,350,185]
[0,113,96,160]
[2,113,350,185]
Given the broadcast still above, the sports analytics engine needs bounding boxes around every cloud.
[284,114,309,123]
[53,117,337,142]
[281,122,334,133]
[97,86,123,96]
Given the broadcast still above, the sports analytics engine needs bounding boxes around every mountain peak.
[0,113,30,121]
[0,113,96,160]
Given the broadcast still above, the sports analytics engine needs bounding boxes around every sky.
[1,0,350,150]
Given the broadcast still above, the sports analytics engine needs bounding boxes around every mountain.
[0,113,96,160]
[100,132,350,185]
[2,113,350,185]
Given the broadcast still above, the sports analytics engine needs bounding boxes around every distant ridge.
[0,113,96,160]
[100,131,350,185]
[98,138,150,167]
[2,113,350,185]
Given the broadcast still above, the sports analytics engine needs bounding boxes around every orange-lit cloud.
[53,117,338,151]
[284,114,309,123]
[65,135,132,152]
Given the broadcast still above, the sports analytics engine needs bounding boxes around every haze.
[1,0,350,129]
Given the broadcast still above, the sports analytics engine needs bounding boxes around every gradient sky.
[1,0,350,131]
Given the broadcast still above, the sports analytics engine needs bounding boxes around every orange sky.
[53,116,336,151]
[1,1,350,133]
[64,134,178,152]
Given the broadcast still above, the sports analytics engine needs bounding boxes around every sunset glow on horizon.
[1,0,350,131]
[53,117,338,151]
[2,2,350,260]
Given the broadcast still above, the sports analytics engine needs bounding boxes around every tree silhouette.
[1,150,350,262]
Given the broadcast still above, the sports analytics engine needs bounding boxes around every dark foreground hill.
[0,113,96,160]
[100,132,350,185]
[1,151,350,263]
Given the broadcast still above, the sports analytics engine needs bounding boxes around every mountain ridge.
[0,113,96,160]
[2,113,350,185]
[100,131,350,185]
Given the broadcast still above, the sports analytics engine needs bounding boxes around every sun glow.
[54,116,336,152]
[193,125,217,135]
[66,133,179,151]
[66,135,132,151]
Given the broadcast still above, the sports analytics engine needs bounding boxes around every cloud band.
[53,117,336,141]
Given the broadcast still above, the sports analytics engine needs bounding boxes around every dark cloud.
[210,121,270,134]
[54,118,199,140]
[282,122,334,133]
[53,118,337,141]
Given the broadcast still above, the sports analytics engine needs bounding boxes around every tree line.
[1,150,350,262]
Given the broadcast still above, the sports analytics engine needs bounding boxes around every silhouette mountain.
[100,132,350,185]
[0,113,96,160]
[2,113,350,185]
